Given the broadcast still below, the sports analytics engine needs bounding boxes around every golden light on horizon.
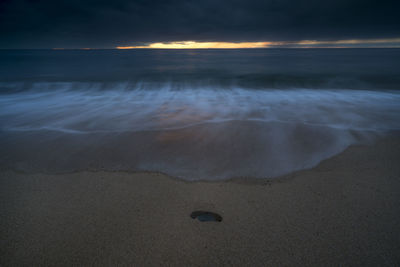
[116,41,272,49]
[116,38,400,49]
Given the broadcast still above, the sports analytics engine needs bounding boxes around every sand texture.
[1,137,400,266]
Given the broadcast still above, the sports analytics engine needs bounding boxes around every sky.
[0,0,399,49]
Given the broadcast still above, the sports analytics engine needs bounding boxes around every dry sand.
[1,136,400,266]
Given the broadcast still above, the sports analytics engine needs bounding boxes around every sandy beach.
[1,135,400,266]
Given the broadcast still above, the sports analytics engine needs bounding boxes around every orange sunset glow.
[116,41,273,49]
[116,38,400,49]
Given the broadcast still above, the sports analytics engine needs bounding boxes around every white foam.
[1,82,399,133]
[0,82,399,179]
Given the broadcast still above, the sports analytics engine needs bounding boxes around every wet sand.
[1,136,400,266]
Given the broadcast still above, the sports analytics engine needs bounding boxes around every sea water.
[1,49,399,180]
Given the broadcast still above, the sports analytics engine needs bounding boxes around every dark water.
[1,48,400,89]
[1,49,399,180]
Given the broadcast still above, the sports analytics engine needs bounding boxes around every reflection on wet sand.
[0,84,398,180]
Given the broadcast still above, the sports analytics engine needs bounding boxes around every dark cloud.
[0,0,399,48]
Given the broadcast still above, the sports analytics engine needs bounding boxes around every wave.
[0,82,399,180]
[1,82,399,132]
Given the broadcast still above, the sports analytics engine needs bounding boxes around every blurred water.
[0,49,399,179]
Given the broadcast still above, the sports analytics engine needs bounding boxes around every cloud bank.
[0,0,399,48]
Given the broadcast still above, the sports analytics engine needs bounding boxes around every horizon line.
[0,47,399,51]
[115,38,400,49]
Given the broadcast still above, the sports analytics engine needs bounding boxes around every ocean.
[1,48,399,180]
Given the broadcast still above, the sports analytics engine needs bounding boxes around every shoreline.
[1,135,400,266]
[1,132,398,183]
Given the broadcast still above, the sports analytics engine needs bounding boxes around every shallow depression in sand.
[190,211,223,222]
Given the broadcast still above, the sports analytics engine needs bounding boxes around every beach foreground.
[1,136,400,266]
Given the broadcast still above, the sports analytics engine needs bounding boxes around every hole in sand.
[190,211,222,222]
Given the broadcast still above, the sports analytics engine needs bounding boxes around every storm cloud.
[0,0,399,48]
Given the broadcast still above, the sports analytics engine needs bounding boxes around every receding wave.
[0,82,399,180]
